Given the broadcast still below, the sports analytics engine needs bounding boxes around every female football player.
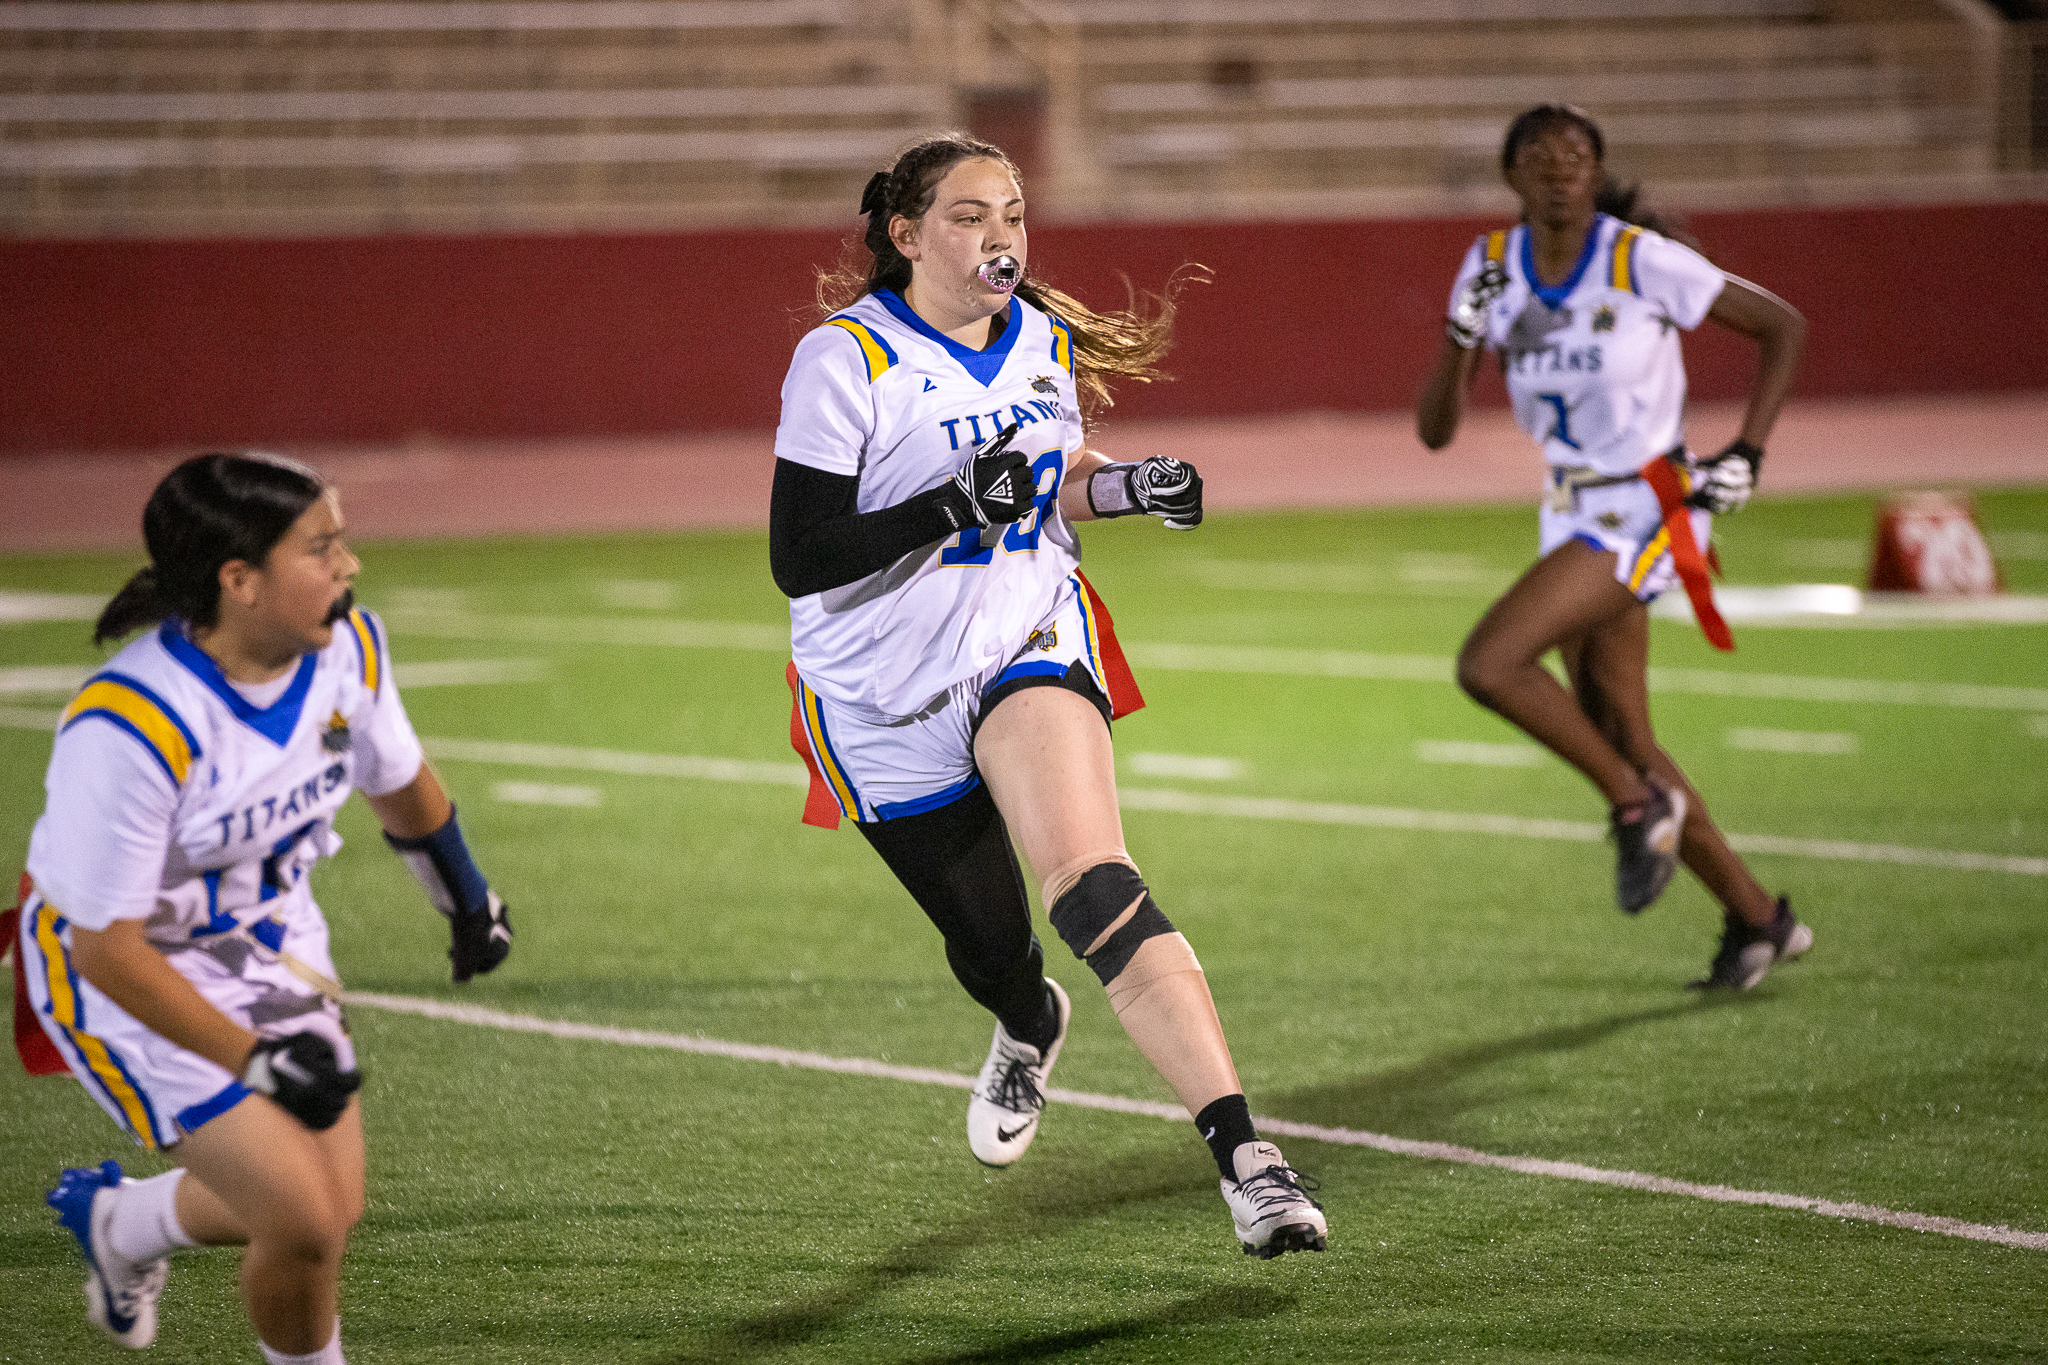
[1416,104,1811,988]
[21,452,513,1362]
[770,135,1326,1258]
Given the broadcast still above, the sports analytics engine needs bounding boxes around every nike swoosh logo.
[996,1120,1035,1144]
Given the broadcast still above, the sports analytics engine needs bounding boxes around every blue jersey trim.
[160,620,318,747]
[176,1081,251,1134]
[872,774,982,822]
[985,659,1068,694]
[873,289,1021,388]
[1521,216,1607,311]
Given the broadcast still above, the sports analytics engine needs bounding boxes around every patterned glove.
[1447,260,1509,350]
[944,422,1034,528]
[1088,456,1204,529]
[1686,440,1763,514]
[242,1033,361,1131]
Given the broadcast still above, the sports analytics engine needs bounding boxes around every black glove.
[1685,439,1763,514]
[242,1032,361,1131]
[942,422,1034,528]
[1088,456,1204,529]
[450,890,513,984]
[1447,260,1509,349]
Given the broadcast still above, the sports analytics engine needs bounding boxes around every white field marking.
[1653,585,2048,628]
[0,664,91,696]
[0,705,58,730]
[1127,751,1245,781]
[1415,739,1543,767]
[491,780,603,808]
[1118,787,2048,878]
[384,610,786,652]
[416,735,2048,877]
[1725,727,1860,755]
[1398,551,1493,584]
[383,587,470,615]
[2029,716,2048,739]
[343,991,2048,1253]
[0,591,102,624]
[1179,560,1501,597]
[383,613,2048,713]
[595,579,680,611]
[393,658,545,687]
[1127,641,2048,713]
[424,736,807,786]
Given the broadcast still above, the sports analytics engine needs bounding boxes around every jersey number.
[1536,393,1582,451]
[940,449,1065,566]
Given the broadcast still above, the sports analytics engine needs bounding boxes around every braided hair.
[816,133,1202,420]
[94,451,327,645]
[1500,104,1695,246]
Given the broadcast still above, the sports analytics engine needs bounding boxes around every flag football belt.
[1544,464,1642,513]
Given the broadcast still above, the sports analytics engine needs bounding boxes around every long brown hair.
[815,133,1202,420]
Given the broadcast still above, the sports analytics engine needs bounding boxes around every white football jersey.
[27,608,425,943]
[1450,214,1727,477]
[775,288,1086,719]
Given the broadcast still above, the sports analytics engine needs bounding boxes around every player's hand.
[1447,260,1509,350]
[1685,440,1762,514]
[242,1033,361,1131]
[449,889,513,983]
[1131,456,1203,529]
[947,422,1035,527]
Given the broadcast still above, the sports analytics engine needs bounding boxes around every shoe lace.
[986,1051,1044,1115]
[1239,1163,1322,1212]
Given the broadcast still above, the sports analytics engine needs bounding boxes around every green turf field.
[3,489,2044,1363]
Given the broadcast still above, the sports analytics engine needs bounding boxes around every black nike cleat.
[1692,897,1813,991]
[1613,776,1687,914]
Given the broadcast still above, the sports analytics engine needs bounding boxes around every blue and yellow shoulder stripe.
[58,671,201,788]
[1047,313,1074,376]
[342,606,384,694]
[1609,223,1646,295]
[824,314,899,383]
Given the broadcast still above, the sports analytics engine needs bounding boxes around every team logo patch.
[1592,305,1616,333]
[1596,511,1626,530]
[1030,375,1059,395]
[1024,626,1058,653]
[322,710,352,753]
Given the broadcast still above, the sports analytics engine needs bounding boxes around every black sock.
[1011,983,1060,1054]
[1195,1094,1258,1181]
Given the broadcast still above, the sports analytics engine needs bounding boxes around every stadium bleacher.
[0,0,2036,237]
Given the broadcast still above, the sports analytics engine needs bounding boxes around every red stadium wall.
[2,202,2041,455]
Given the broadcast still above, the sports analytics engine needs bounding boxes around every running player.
[1416,104,1812,989]
[772,134,1326,1258]
[19,452,513,1362]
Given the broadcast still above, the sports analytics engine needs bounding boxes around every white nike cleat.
[47,1161,169,1349]
[966,979,1071,1167]
[1221,1141,1328,1259]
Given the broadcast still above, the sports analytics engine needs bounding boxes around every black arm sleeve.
[769,458,973,599]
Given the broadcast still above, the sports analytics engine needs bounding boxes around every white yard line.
[344,991,2048,1254]
[420,736,2048,877]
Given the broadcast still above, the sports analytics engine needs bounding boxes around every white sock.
[259,1321,344,1365]
[104,1169,198,1265]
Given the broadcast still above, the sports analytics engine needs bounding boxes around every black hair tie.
[859,171,890,216]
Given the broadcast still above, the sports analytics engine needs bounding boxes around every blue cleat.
[47,1161,167,1349]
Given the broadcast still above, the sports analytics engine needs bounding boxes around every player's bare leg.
[975,686,1240,1113]
[172,1095,363,1357]
[1457,540,1653,807]
[1563,611,1778,929]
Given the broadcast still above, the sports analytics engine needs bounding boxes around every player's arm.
[70,919,258,1073]
[367,763,512,984]
[1706,274,1805,452]
[1061,447,1204,529]
[1416,337,1485,451]
[770,427,1036,598]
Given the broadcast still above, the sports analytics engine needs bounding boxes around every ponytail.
[92,451,327,647]
[817,133,1202,423]
[93,565,169,646]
